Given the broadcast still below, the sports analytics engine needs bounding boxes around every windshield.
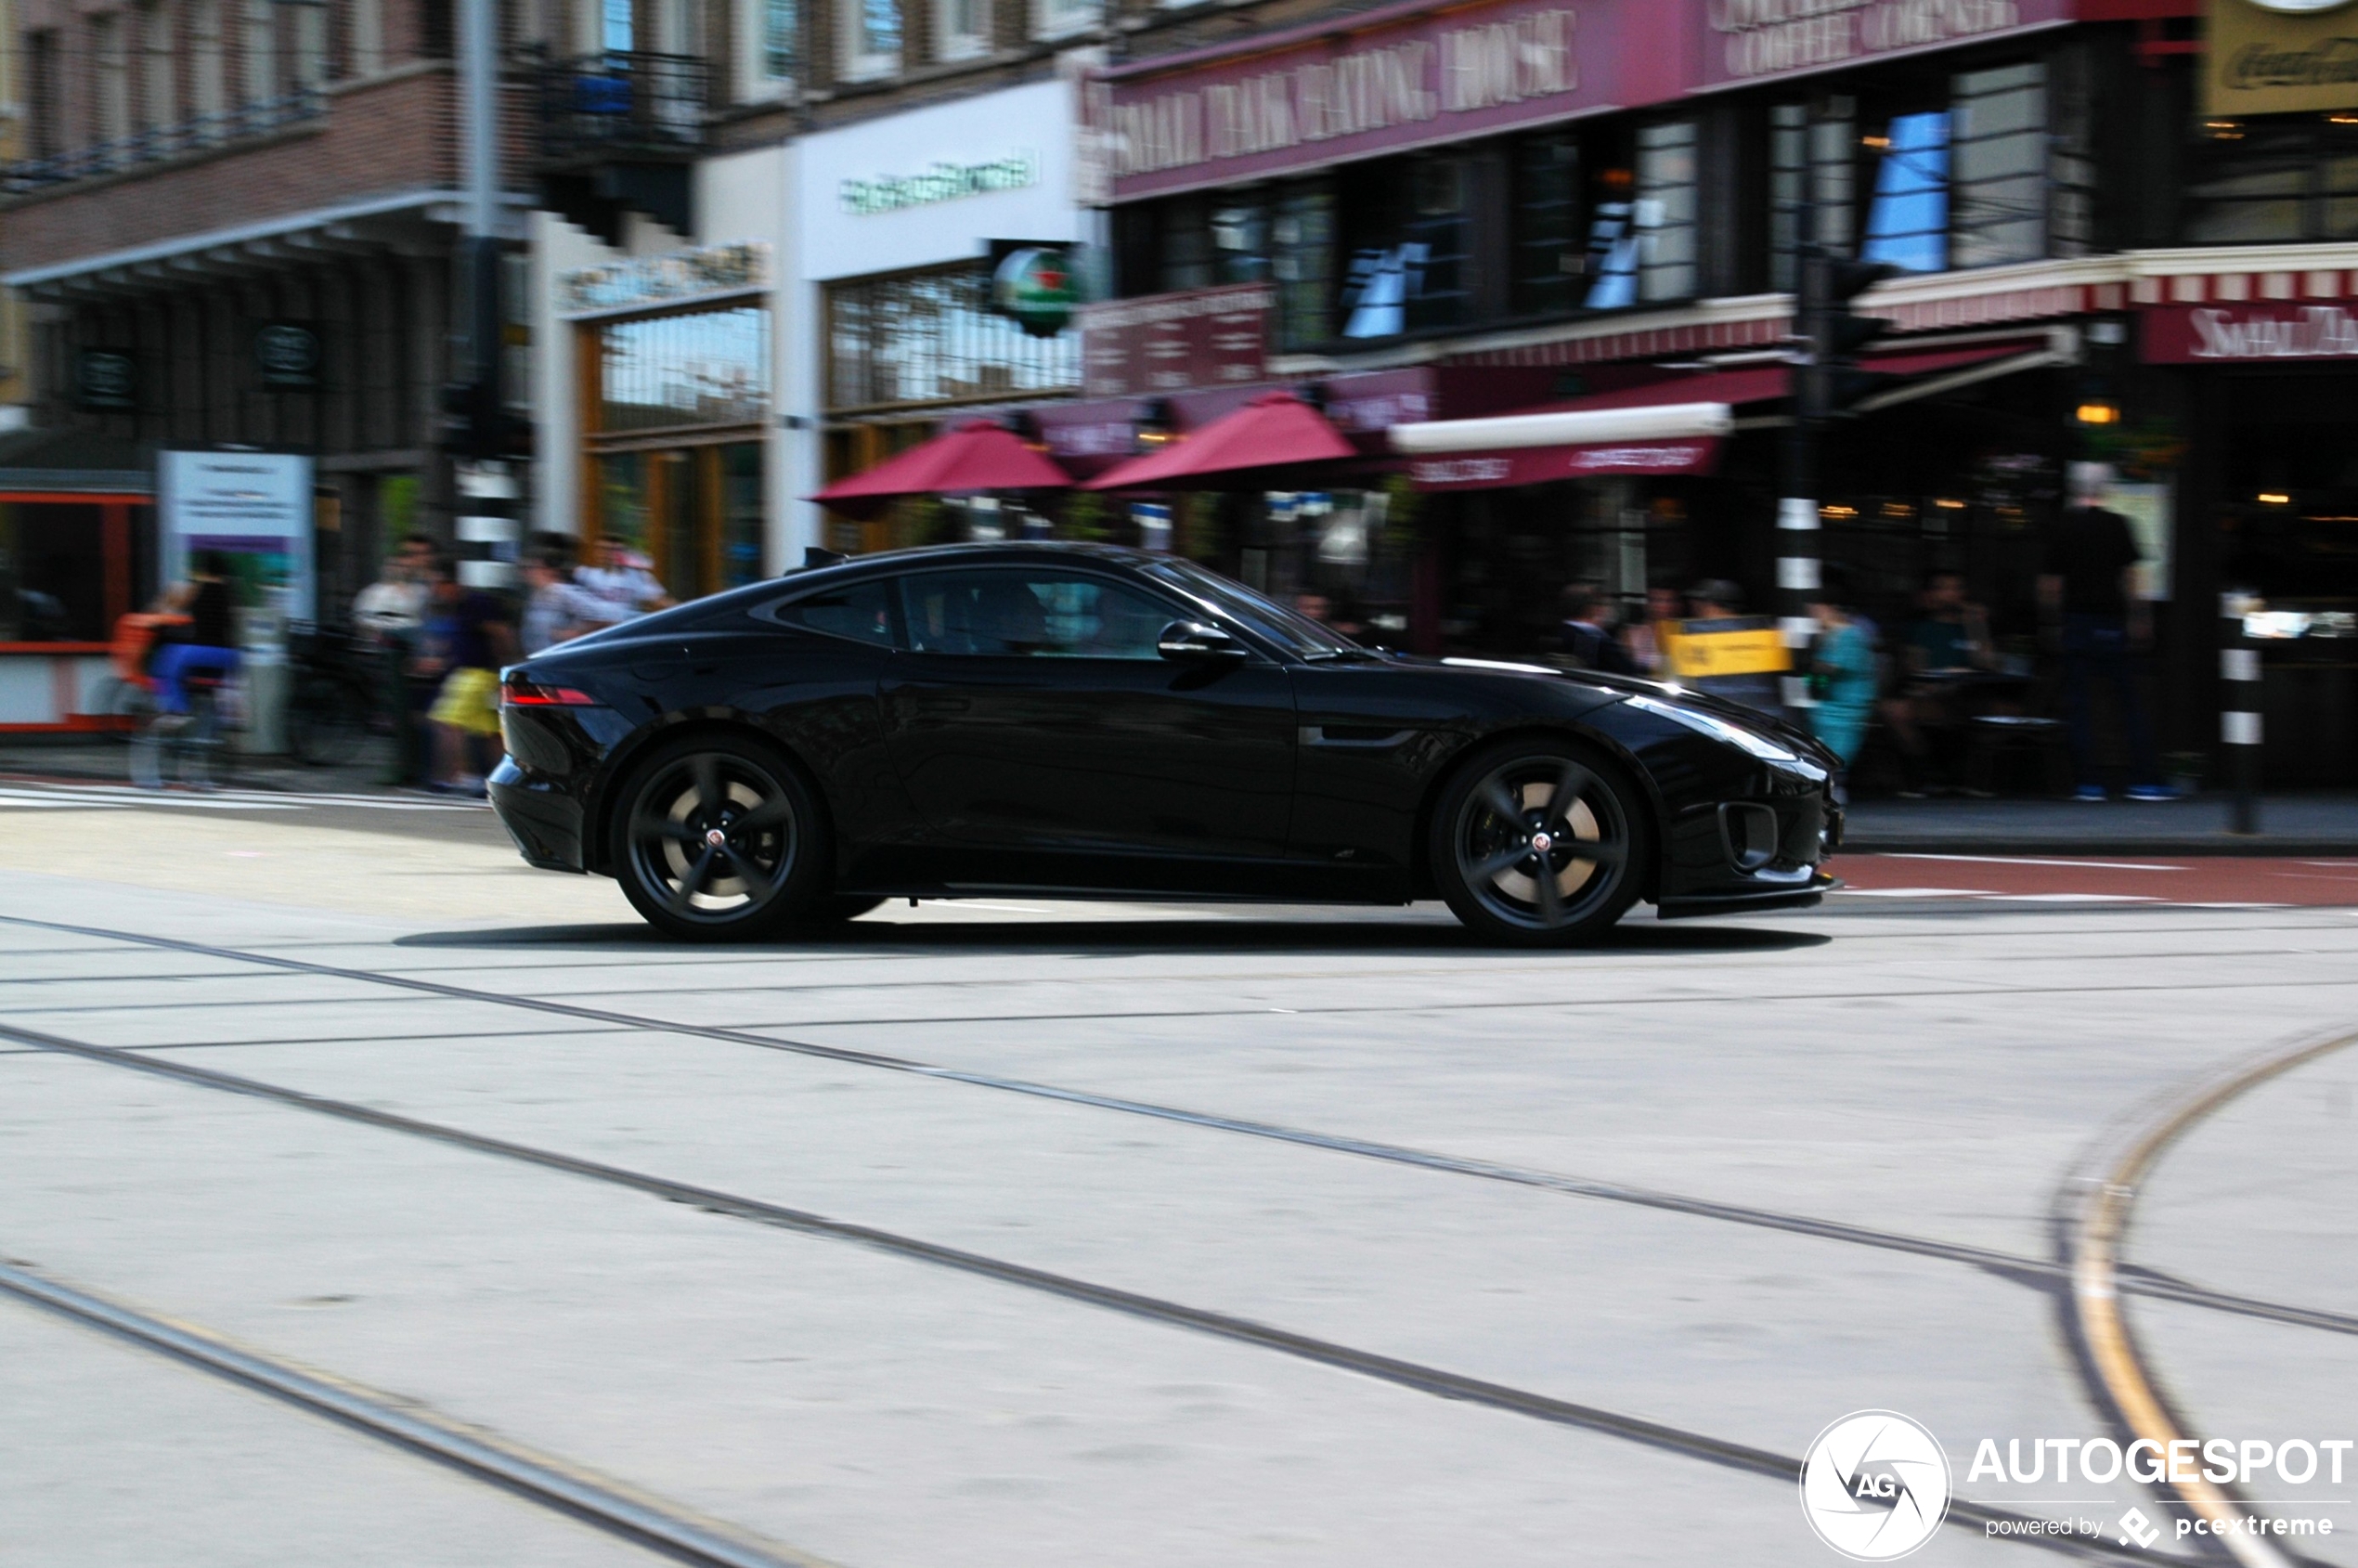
[1140,558,1366,659]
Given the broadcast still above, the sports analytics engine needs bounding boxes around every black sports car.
[489,542,1840,944]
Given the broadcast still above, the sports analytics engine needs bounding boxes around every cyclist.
[149,551,241,732]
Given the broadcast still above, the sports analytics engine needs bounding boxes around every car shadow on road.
[395,915,1832,957]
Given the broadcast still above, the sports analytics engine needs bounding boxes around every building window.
[94,13,132,145]
[241,0,277,100]
[761,0,797,81]
[1950,62,2045,267]
[935,0,987,60]
[1769,101,1857,292]
[1273,179,1335,350]
[1635,120,1699,304]
[598,306,771,433]
[27,32,60,157]
[2187,117,2358,243]
[1158,194,1213,292]
[293,0,329,86]
[348,0,383,74]
[1338,154,1470,339]
[824,262,1077,413]
[0,503,112,642]
[1511,133,1581,317]
[191,0,225,119]
[602,0,632,52]
[139,0,175,124]
[1034,0,1096,40]
[1861,110,1951,274]
[839,0,899,80]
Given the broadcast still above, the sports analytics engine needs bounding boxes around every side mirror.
[1158,620,1248,662]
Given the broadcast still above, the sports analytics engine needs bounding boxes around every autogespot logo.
[1802,1411,1954,1561]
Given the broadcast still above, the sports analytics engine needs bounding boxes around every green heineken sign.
[991,245,1078,339]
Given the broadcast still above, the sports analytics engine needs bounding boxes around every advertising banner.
[1408,438,1720,490]
[157,450,317,633]
[2206,0,2358,117]
[1693,0,2072,89]
[1080,284,1273,397]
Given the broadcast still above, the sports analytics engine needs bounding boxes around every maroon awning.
[809,420,1072,517]
[1081,391,1357,491]
[1409,438,1722,490]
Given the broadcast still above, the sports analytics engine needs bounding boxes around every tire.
[1429,735,1650,947]
[610,732,829,941]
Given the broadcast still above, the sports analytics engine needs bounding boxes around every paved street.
[2,792,2354,1567]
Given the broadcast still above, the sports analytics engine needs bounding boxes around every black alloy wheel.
[1431,737,1647,946]
[613,736,826,940]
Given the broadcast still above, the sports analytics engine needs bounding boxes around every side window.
[900,570,1176,659]
[765,579,898,646]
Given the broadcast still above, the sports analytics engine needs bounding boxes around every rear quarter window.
[757,579,899,647]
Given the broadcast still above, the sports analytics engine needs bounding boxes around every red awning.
[1081,391,1357,491]
[1396,343,2042,490]
[809,420,1071,517]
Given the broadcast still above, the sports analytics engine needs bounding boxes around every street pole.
[1778,243,1826,716]
[2221,591,2262,835]
[453,0,517,591]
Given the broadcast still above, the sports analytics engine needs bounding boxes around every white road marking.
[1879,852,2185,872]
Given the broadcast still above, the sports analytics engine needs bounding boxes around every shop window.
[0,503,108,642]
[2187,118,2358,244]
[1861,110,1951,274]
[721,442,764,588]
[1339,155,1469,339]
[839,0,900,80]
[1583,162,1639,310]
[1950,62,2046,267]
[598,305,771,434]
[824,262,1077,412]
[1511,132,1581,317]
[1159,194,1214,292]
[935,0,986,61]
[1273,179,1335,350]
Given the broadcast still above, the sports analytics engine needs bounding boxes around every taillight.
[502,678,601,707]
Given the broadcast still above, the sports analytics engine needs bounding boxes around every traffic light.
[437,378,531,459]
[1799,248,1900,421]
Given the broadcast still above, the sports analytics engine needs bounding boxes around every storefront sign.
[560,241,770,317]
[1698,0,2071,85]
[253,322,321,390]
[1080,284,1273,398]
[2206,0,2358,116]
[840,153,1039,216]
[75,350,137,411]
[989,243,1081,338]
[2141,302,2358,362]
[1101,0,1601,200]
[1408,436,1719,489]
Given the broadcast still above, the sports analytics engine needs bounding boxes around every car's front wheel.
[612,734,828,941]
[1430,737,1649,946]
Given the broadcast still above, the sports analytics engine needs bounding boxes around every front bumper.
[487,757,589,873]
[1656,871,1838,920]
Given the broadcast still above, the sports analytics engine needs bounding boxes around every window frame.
[755,573,906,647]
[838,0,900,83]
[933,0,988,61]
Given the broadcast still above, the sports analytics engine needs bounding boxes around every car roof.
[798,540,1163,579]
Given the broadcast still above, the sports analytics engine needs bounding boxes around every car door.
[878,564,1297,890]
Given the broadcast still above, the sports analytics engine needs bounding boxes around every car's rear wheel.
[612,734,827,941]
[1430,736,1648,946]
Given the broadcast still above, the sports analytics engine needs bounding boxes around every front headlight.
[1624,693,1800,763]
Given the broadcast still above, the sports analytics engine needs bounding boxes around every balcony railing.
[2,91,327,196]
[535,51,708,165]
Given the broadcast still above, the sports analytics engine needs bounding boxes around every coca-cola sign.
[2143,303,2358,364]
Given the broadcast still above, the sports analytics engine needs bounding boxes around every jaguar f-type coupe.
[488,543,1839,944]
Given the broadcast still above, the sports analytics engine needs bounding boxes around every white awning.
[1389,400,1736,455]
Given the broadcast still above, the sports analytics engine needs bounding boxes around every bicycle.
[129,669,240,791]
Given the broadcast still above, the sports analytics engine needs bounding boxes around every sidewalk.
[1840,792,2358,855]
[0,737,399,797]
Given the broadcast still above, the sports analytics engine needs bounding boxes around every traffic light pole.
[1779,247,1827,714]
[451,0,516,590]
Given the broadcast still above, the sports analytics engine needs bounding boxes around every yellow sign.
[2207,0,2358,117]
[1663,617,1792,679]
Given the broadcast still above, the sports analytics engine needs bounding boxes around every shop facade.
[785,75,1088,555]
[1066,0,2358,784]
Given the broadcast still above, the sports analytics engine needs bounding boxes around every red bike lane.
[1824,854,2358,907]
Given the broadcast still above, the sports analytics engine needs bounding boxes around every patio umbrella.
[1082,391,1358,491]
[810,419,1072,519]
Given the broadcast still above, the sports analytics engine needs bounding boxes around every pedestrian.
[1689,579,1744,620]
[1621,585,1685,676]
[353,533,435,784]
[521,550,597,654]
[149,551,242,730]
[1805,584,1879,777]
[574,533,673,629]
[2041,464,2172,802]
[1881,570,1999,797]
[417,556,515,797]
[1559,584,1639,675]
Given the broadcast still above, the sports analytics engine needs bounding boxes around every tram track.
[0,1010,2157,1563]
[3,913,2354,1341]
